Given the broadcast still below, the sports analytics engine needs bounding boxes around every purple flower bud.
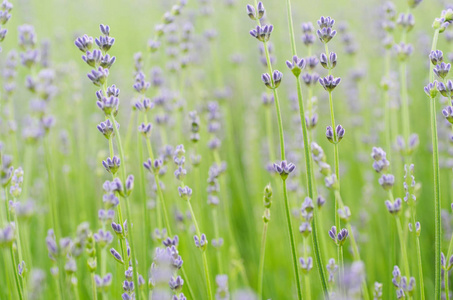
[385,198,402,214]
[194,233,208,251]
[102,156,121,175]
[97,119,119,139]
[138,122,152,138]
[110,248,124,263]
[273,160,296,179]
[88,67,109,86]
[111,222,123,235]
[396,13,415,32]
[82,49,102,67]
[319,75,341,92]
[286,55,306,76]
[394,42,413,61]
[250,24,274,42]
[326,126,334,143]
[430,50,443,65]
[434,62,451,79]
[169,276,184,291]
[442,106,453,124]
[74,34,93,52]
[100,54,116,69]
[379,174,395,190]
[246,4,256,20]
[178,186,192,200]
[125,175,134,196]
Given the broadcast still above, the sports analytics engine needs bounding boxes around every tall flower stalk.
[257,184,272,298]
[174,144,212,300]
[284,0,328,297]
[425,10,449,296]
[316,16,370,299]
[247,1,302,298]
[75,24,140,299]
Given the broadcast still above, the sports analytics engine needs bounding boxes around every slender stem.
[258,220,269,299]
[212,207,223,274]
[143,115,164,231]
[400,61,410,142]
[296,77,328,297]
[395,216,410,277]
[109,113,140,300]
[429,29,441,300]
[10,246,24,300]
[252,2,305,297]
[265,106,276,163]
[303,237,311,300]
[446,269,450,300]
[410,206,425,300]
[282,179,302,300]
[91,273,98,300]
[187,200,212,300]
[383,50,393,161]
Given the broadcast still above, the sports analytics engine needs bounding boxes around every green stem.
[296,77,328,297]
[384,50,393,161]
[395,216,410,277]
[212,207,223,274]
[447,271,450,300]
[91,273,98,300]
[265,106,276,163]
[10,246,24,300]
[410,206,425,300]
[109,113,140,300]
[282,179,302,300]
[187,200,212,300]
[251,2,306,297]
[399,61,410,142]
[303,237,311,300]
[258,220,269,299]
[429,28,441,300]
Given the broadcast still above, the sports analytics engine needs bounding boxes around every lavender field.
[1,0,453,299]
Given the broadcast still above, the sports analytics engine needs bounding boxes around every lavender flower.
[250,24,274,42]
[429,50,443,65]
[215,275,229,300]
[95,24,115,52]
[102,156,121,175]
[286,56,306,77]
[169,276,184,291]
[385,198,402,214]
[138,122,152,138]
[396,13,415,32]
[246,2,264,20]
[75,34,93,52]
[328,226,349,246]
[262,70,282,89]
[327,258,338,283]
[319,75,341,92]
[87,67,109,86]
[433,62,451,79]
[82,49,102,67]
[178,186,192,200]
[371,147,390,173]
[273,160,296,180]
[194,234,208,251]
[379,174,395,190]
[437,80,453,98]
[110,247,124,263]
[299,257,313,274]
[424,81,439,98]
[394,42,413,61]
[320,52,337,69]
[316,17,336,43]
[97,119,119,139]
